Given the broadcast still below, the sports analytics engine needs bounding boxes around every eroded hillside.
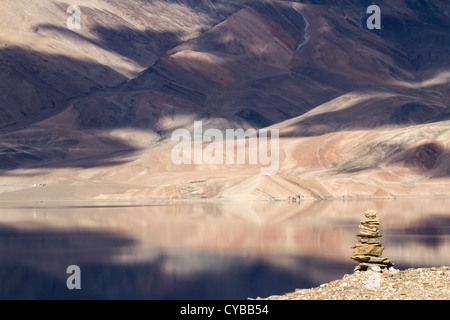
[0,0,449,200]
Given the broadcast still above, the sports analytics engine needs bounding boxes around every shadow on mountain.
[0,29,176,170]
[388,141,446,171]
[1,0,450,172]
[0,46,127,132]
[0,14,241,170]
[64,0,450,135]
[34,24,183,69]
[329,134,450,176]
[278,90,450,138]
[378,0,450,77]
[0,137,139,171]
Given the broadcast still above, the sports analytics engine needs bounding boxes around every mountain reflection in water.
[0,198,449,299]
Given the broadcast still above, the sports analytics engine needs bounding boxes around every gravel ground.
[256,266,450,300]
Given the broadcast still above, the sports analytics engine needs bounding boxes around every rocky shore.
[256,266,450,300]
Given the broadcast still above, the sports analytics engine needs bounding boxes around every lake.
[0,198,449,299]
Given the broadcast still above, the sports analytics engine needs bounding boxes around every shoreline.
[255,266,450,300]
[0,194,450,205]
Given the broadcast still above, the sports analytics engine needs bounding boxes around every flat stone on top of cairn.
[351,210,394,271]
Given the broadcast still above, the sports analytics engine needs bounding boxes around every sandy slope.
[0,118,449,201]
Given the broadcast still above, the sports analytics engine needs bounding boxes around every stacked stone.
[351,210,394,271]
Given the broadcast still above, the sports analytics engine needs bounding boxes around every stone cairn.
[351,210,394,271]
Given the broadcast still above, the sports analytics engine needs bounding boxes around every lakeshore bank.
[254,266,450,300]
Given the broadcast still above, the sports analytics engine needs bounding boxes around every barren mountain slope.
[0,0,243,132]
[0,0,449,200]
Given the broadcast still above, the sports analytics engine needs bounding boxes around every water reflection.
[0,198,449,299]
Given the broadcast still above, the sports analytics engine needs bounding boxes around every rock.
[387,267,401,279]
[359,225,378,232]
[361,220,379,226]
[351,210,394,271]
[351,255,393,265]
[367,238,381,244]
[360,237,368,243]
[357,230,380,237]
[368,266,381,273]
[364,210,378,219]
[367,257,393,264]
[358,237,382,244]
[353,244,384,256]
[351,255,371,262]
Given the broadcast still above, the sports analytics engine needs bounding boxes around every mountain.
[0,0,244,167]
[0,0,449,200]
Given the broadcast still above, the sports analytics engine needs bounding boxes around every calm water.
[0,198,449,299]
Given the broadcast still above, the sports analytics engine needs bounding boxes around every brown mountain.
[0,0,449,200]
[0,0,243,167]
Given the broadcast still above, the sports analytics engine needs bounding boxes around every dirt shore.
[255,266,450,300]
